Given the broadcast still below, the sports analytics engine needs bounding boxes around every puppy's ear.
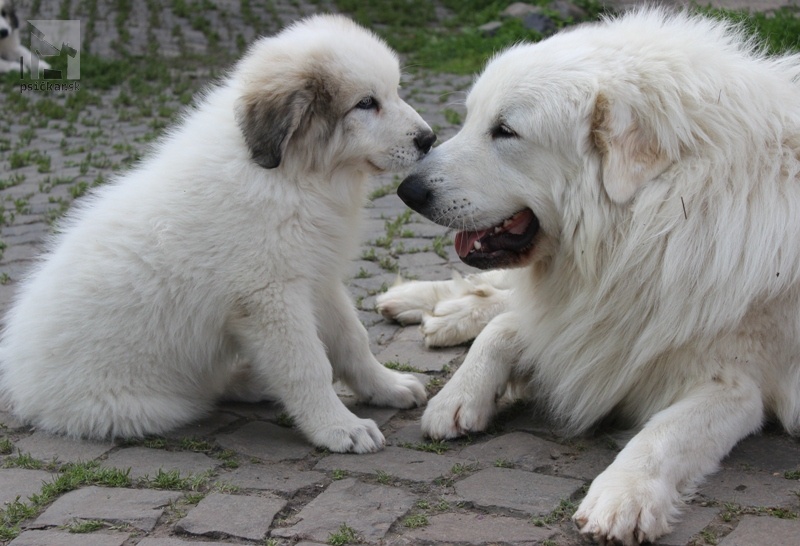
[9,4,20,29]
[236,88,313,169]
[236,75,336,169]
[591,94,672,203]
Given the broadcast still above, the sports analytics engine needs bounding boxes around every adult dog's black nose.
[414,130,436,154]
[0,29,9,39]
[397,173,432,214]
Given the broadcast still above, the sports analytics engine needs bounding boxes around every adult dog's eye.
[491,124,517,139]
[355,96,379,110]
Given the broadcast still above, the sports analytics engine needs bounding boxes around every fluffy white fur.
[0,1,49,73]
[378,8,800,544]
[0,15,433,453]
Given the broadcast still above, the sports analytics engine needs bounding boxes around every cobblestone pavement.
[1,1,799,545]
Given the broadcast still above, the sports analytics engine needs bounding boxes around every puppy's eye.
[1,9,6,17]
[491,124,517,139]
[355,96,379,110]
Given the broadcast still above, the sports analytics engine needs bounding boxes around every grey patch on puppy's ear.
[236,72,338,170]
[236,88,312,169]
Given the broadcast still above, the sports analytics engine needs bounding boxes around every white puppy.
[0,0,49,73]
[378,8,800,544]
[0,15,433,453]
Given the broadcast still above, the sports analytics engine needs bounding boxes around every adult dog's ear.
[236,75,335,169]
[591,93,672,203]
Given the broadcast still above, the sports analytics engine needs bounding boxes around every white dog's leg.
[0,58,20,73]
[230,283,384,453]
[573,371,764,545]
[421,311,522,438]
[320,283,427,408]
[376,270,511,347]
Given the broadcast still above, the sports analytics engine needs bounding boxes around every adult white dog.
[378,8,800,544]
[0,15,433,453]
[0,0,49,73]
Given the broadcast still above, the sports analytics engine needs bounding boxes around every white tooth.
[473,240,482,250]
[494,227,501,234]
[503,219,512,228]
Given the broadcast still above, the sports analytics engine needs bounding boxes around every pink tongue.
[454,229,489,258]
[453,210,534,258]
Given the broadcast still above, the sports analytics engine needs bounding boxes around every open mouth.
[453,208,539,269]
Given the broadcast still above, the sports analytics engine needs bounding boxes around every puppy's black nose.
[414,130,436,154]
[397,173,432,213]
[0,29,9,39]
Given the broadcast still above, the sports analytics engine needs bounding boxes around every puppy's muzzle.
[0,29,9,39]
[414,130,436,155]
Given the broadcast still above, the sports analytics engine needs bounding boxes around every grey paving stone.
[100,447,218,480]
[454,467,584,516]
[376,338,465,372]
[457,431,565,469]
[223,462,326,494]
[386,423,429,447]
[657,505,719,546]
[0,468,57,506]
[403,512,555,545]
[393,251,449,268]
[136,537,240,546]
[347,400,401,428]
[13,432,115,463]
[175,492,286,540]
[33,486,182,531]
[216,421,314,461]
[721,431,800,473]
[718,515,800,546]
[698,469,800,507]
[9,530,130,546]
[549,445,619,482]
[315,446,465,482]
[272,478,416,542]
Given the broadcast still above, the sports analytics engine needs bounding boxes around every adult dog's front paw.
[573,468,678,545]
[375,280,434,325]
[420,296,488,347]
[309,415,385,454]
[421,387,495,440]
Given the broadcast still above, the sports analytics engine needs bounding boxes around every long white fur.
[0,15,431,453]
[378,8,800,544]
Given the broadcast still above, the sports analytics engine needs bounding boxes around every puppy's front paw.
[421,387,495,440]
[573,469,678,545]
[310,415,385,454]
[366,370,427,408]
